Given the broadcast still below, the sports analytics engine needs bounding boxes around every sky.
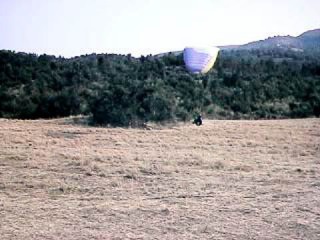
[0,0,319,57]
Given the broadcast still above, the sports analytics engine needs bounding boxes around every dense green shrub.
[0,48,320,126]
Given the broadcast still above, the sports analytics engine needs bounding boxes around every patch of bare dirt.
[0,118,320,239]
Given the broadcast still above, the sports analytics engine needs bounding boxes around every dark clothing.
[193,115,202,126]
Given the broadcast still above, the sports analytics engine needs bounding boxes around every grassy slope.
[0,118,320,239]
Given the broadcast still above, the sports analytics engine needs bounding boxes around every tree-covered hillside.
[221,28,320,52]
[0,48,320,126]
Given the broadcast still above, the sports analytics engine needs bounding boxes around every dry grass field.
[0,117,320,240]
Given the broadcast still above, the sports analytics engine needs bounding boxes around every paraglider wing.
[183,47,220,74]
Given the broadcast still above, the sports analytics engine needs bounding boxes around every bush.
[1,49,320,124]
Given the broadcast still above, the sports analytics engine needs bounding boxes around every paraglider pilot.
[193,114,202,126]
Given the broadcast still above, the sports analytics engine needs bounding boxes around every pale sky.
[0,0,319,57]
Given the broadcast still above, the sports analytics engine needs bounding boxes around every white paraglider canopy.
[183,46,220,74]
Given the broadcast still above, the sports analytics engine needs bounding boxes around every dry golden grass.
[1,117,320,239]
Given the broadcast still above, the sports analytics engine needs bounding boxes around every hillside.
[221,29,320,52]
[1,117,320,239]
[1,44,320,125]
[298,29,320,51]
